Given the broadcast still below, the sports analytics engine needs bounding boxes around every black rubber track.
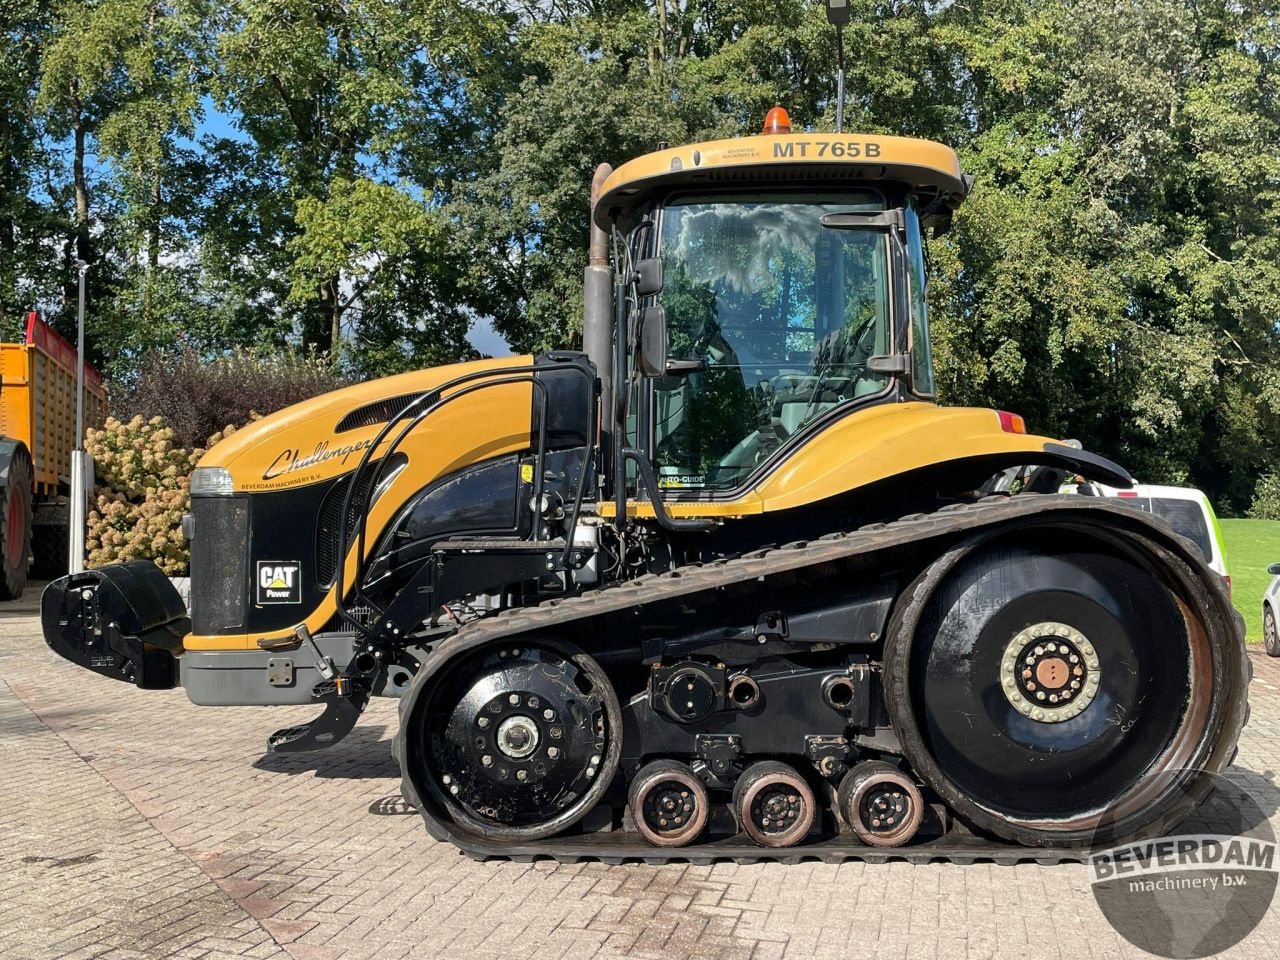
[393,494,1249,864]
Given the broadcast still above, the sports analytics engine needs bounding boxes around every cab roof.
[593,132,969,230]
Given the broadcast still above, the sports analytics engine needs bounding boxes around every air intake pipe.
[583,163,614,441]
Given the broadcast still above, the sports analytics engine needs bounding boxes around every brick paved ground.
[4,588,1278,960]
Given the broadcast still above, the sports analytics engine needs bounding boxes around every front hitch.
[41,560,189,689]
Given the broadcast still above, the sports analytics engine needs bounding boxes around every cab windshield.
[651,192,893,492]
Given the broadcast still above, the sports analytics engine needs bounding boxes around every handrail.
[622,449,716,533]
[331,360,598,639]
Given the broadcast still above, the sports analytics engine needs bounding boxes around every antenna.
[825,0,851,133]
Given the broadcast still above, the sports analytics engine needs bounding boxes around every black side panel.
[532,352,595,450]
[190,496,250,634]
[370,455,525,582]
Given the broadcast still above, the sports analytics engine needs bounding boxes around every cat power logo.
[256,561,301,604]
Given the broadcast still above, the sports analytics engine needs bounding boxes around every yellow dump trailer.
[0,312,106,598]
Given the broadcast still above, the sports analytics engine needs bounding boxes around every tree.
[209,0,503,357]
[0,2,64,334]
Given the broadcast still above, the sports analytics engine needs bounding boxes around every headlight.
[190,466,234,496]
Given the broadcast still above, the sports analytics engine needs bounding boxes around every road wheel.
[629,760,709,847]
[732,761,815,848]
[837,761,924,848]
[1264,605,1279,657]
[0,448,33,600]
[885,534,1244,848]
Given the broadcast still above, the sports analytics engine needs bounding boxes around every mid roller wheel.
[628,761,709,847]
[732,761,815,848]
[405,641,621,842]
[837,761,924,847]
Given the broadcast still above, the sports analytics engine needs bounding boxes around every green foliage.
[5,0,1280,514]
[1249,474,1280,522]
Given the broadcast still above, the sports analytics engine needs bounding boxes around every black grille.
[315,456,406,587]
[189,497,249,634]
[336,392,437,433]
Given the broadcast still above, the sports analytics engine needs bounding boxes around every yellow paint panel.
[754,403,1056,510]
[604,403,1058,519]
[201,355,536,491]
[595,132,965,228]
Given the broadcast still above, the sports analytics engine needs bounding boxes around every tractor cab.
[585,110,971,501]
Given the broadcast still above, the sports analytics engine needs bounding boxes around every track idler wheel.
[732,761,815,848]
[628,761,709,847]
[409,642,621,842]
[837,761,924,847]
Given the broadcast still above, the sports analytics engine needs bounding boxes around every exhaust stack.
[583,163,614,433]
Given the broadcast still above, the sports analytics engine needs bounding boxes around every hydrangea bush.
[85,416,238,575]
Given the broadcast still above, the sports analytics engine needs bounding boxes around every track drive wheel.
[404,641,621,842]
[837,761,924,847]
[628,761,709,847]
[0,447,33,601]
[885,535,1246,847]
[732,761,815,848]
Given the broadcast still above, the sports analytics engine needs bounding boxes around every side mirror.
[634,257,664,297]
[636,305,668,378]
[1268,563,1280,576]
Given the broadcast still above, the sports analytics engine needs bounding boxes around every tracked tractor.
[43,108,1247,861]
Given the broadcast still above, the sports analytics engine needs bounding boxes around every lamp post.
[69,259,89,574]
[825,0,851,133]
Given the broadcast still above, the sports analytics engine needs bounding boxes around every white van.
[1076,483,1230,591]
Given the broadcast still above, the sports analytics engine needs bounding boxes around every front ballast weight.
[392,497,1249,863]
[42,560,188,689]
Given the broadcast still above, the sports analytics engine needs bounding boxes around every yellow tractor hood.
[198,355,535,494]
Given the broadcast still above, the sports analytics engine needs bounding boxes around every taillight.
[1116,490,1138,498]
[997,410,1026,434]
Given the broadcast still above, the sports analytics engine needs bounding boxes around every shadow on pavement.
[251,723,399,779]
[0,581,47,618]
